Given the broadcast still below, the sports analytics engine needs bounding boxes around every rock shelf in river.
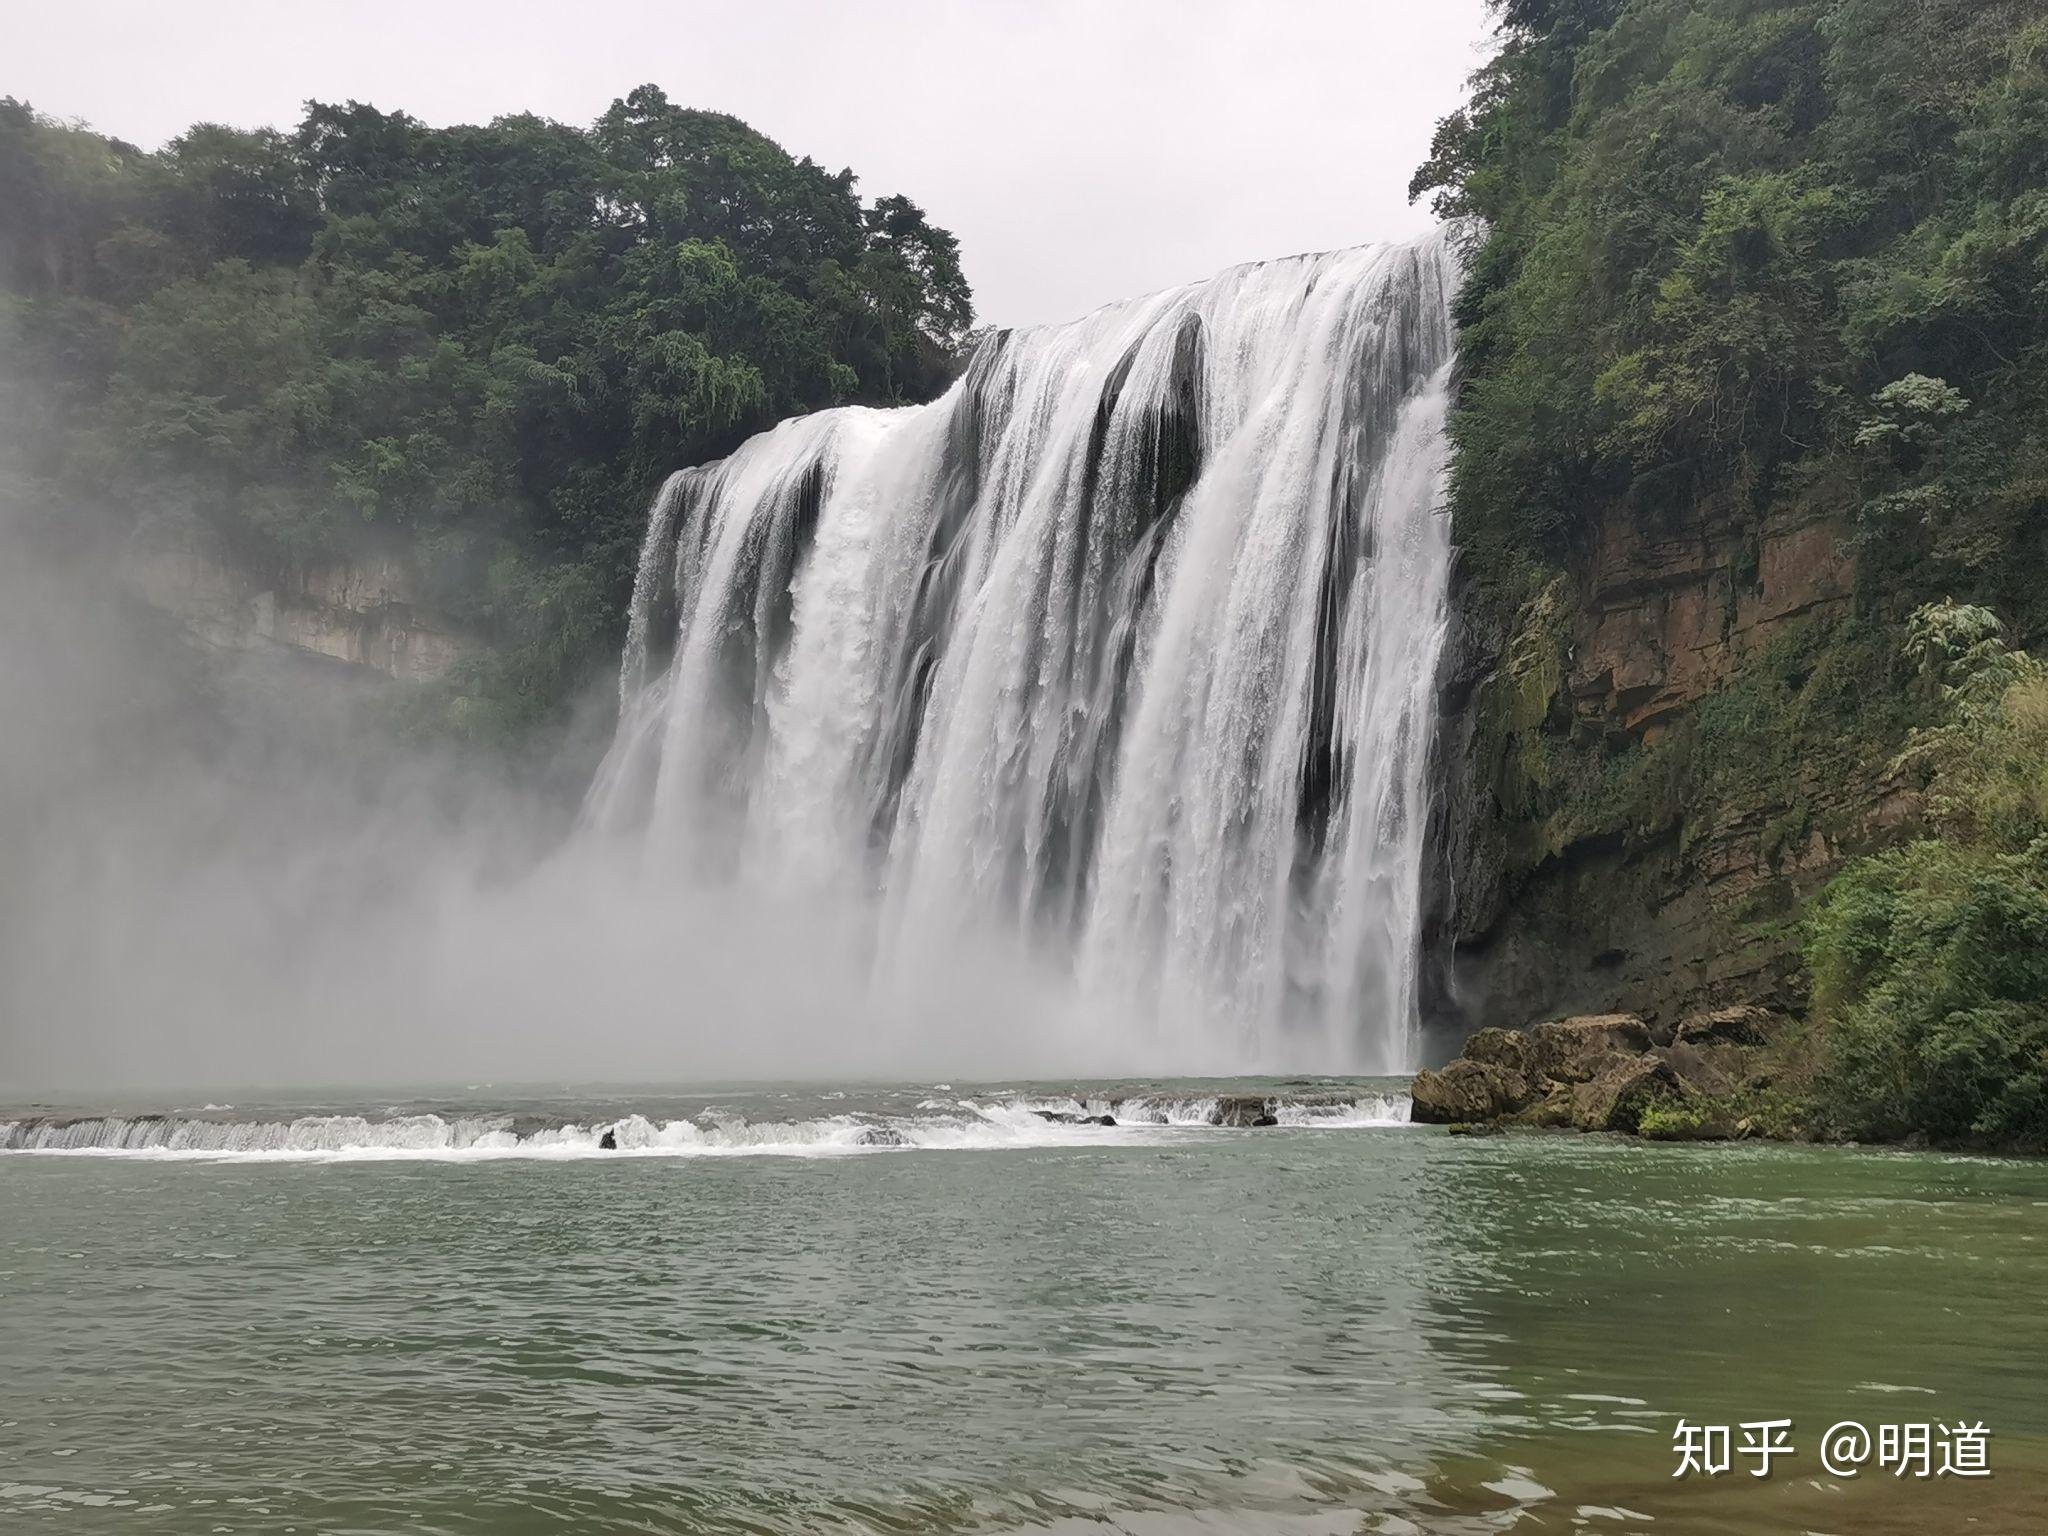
[1409,1007,1795,1138]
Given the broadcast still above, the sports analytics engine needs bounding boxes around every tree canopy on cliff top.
[0,86,974,733]
[1414,0,2048,623]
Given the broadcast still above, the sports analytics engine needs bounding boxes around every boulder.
[1655,1040,1747,1099]
[1510,1084,1576,1129]
[1528,1014,1655,1083]
[1414,1005,1780,1137]
[1463,1027,1538,1079]
[1570,1055,1691,1133]
[1216,1096,1277,1127]
[1674,1005,1785,1049]
[1410,1059,1533,1124]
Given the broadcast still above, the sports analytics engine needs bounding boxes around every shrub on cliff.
[1809,840,2048,1144]
[1808,604,2048,1146]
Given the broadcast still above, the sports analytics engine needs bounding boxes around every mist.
[0,483,1121,1096]
[0,214,1462,1098]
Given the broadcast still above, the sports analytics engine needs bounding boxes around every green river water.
[2,1084,2044,1535]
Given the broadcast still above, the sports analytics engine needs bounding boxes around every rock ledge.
[1413,1008,1793,1137]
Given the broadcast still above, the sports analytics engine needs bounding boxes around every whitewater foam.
[0,1091,1411,1161]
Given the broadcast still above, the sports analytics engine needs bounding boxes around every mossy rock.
[1639,1094,1737,1142]
[1570,1055,1690,1133]
[1507,1086,1576,1129]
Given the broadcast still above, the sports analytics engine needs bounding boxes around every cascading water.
[584,226,1462,1073]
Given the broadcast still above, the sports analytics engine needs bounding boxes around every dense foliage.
[0,88,972,733]
[1413,0,2047,614]
[1808,606,2048,1145]
[1416,1,2048,1142]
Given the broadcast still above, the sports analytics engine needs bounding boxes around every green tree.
[0,87,976,734]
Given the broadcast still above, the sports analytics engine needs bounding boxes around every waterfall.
[584,227,1461,1073]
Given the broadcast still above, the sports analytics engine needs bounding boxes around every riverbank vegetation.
[1807,603,2048,1146]
[0,89,972,737]
[1416,0,2048,1148]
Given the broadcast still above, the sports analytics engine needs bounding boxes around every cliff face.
[1422,494,1915,1054]
[120,513,476,686]
[1390,0,2048,1059]
[1569,508,1850,741]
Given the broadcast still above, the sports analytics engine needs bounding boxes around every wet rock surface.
[1215,1096,1279,1128]
[1569,1054,1689,1134]
[1412,1008,1793,1137]
[1409,1060,1530,1124]
[1421,497,1905,1050]
[1021,1092,1379,1129]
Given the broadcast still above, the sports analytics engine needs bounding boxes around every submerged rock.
[1215,1096,1277,1127]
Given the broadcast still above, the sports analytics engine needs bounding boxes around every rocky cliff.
[1421,492,1920,1057]
[120,512,476,686]
[1392,0,2048,1069]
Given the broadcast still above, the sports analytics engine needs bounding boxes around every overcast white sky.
[13,0,1492,328]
